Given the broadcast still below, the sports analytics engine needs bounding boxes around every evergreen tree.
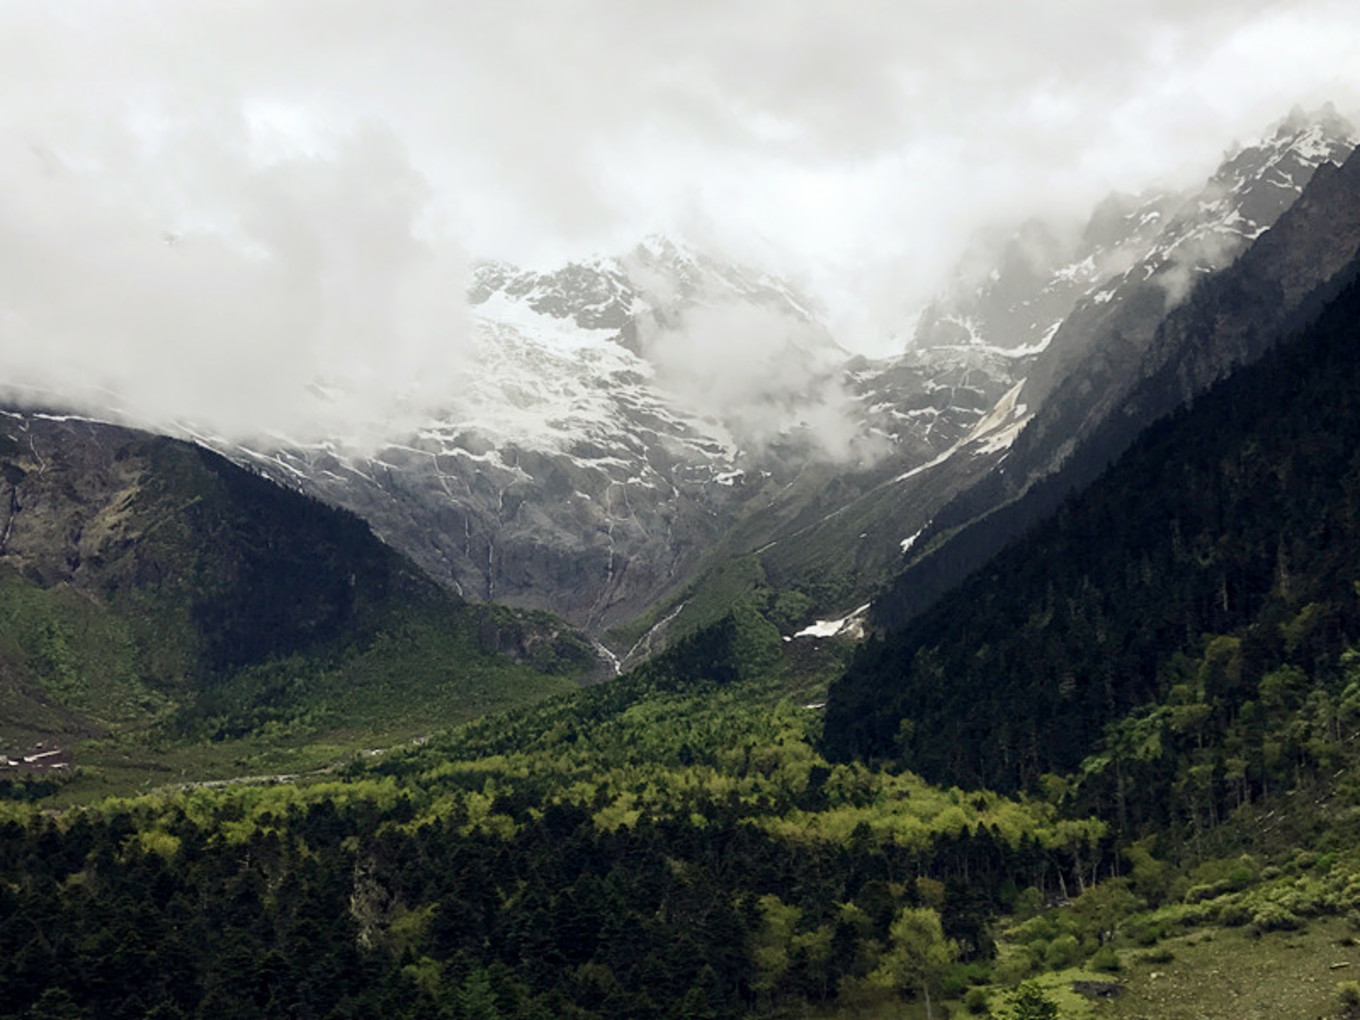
[1008,980,1060,1020]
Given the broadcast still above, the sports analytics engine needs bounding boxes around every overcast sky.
[2,0,1358,437]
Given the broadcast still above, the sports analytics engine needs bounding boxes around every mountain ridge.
[871,109,1360,631]
[5,110,1351,662]
[824,245,1360,792]
[0,409,595,775]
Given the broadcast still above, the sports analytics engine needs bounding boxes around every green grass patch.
[1103,918,1356,1019]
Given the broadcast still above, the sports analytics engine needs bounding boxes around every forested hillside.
[14,261,1360,1019]
[11,156,1360,1020]
[823,250,1360,814]
[0,654,1108,1020]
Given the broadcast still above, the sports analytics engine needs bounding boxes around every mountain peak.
[1275,100,1354,143]
[629,233,703,268]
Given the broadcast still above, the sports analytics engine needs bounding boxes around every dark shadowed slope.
[824,249,1360,794]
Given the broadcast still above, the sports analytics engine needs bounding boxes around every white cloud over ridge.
[1,0,1358,436]
[639,299,883,465]
[0,115,469,444]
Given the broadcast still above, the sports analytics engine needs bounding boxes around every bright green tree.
[871,906,958,1020]
[1008,980,1060,1019]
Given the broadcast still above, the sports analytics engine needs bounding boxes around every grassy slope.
[1102,921,1354,1020]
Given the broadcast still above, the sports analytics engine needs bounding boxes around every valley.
[195,110,1360,661]
[5,105,1360,1019]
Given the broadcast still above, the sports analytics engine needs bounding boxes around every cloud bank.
[0,113,469,443]
[1,0,1359,438]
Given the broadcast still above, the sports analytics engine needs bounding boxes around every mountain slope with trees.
[872,116,1360,635]
[11,115,1360,1020]
[823,248,1360,808]
[13,258,1360,1015]
[0,660,1109,1020]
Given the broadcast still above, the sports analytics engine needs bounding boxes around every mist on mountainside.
[636,299,887,465]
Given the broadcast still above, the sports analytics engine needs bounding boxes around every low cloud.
[0,116,470,448]
[2,0,1359,438]
[1152,214,1244,310]
[639,301,883,465]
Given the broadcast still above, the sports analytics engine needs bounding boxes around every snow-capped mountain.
[41,104,1309,663]
[1010,103,1358,477]
[865,104,1353,490]
[916,104,1356,409]
[204,225,1041,649]
[706,105,1359,631]
[842,107,1358,486]
[202,108,1357,653]
[209,238,873,643]
[872,106,1360,630]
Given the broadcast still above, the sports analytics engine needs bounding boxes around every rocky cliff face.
[208,239,851,637]
[204,236,1035,642]
[191,110,1356,648]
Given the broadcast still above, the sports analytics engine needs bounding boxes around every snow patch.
[942,314,985,345]
[791,603,871,640]
[966,380,1024,439]
[1053,254,1097,283]
[473,290,621,354]
[973,415,1031,455]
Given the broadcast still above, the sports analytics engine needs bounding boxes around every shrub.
[1184,883,1225,904]
[992,949,1037,986]
[1128,918,1164,946]
[963,986,990,1015]
[1008,981,1059,1020]
[1044,934,1082,970]
[1292,850,1319,873]
[941,962,991,998]
[1089,945,1121,973]
[1251,902,1302,933]
[1338,980,1360,1005]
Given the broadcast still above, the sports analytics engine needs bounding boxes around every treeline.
[823,258,1360,822]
